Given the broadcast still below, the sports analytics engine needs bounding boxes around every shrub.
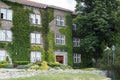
[35,61,42,66]
[48,62,60,67]
[29,64,39,70]
[40,61,49,70]
[14,61,29,65]
[6,56,9,63]
[0,61,9,68]
[60,64,72,70]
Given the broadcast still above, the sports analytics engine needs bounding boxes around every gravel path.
[0,68,110,80]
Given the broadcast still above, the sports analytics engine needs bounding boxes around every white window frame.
[0,30,12,42]
[55,34,65,45]
[0,50,7,61]
[0,8,13,21]
[73,38,80,47]
[30,33,41,44]
[72,24,77,30]
[56,16,65,26]
[74,53,81,63]
[30,51,41,63]
[30,13,41,25]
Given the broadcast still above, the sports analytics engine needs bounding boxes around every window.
[73,38,80,47]
[56,16,65,26]
[30,33,41,44]
[72,24,77,30]
[0,30,12,42]
[0,8,12,20]
[30,51,41,63]
[55,34,65,45]
[74,53,81,63]
[0,50,7,61]
[30,14,41,25]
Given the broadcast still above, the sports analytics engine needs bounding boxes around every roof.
[48,5,73,12]
[8,0,74,13]
[9,0,47,8]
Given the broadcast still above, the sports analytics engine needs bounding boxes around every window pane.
[31,33,35,43]
[31,52,36,63]
[36,34,41,44]
[0,50,6,61]
[36,52,41,61]
[1,8,6,19]
[7,9,12,20]
[30,14,35,24]
[56,16,61,26]
[31,51,41,63]
[6,31,12,41]
[55,35,65,45]
[72,24,77,30]
[36,15,41,24]
[0,30,5,41]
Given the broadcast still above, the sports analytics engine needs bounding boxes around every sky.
[29,0,76,11]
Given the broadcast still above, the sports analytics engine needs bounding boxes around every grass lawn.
[8,73,106,80]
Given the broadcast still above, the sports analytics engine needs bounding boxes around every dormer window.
[30,14,41,25]
[0,8,13,21]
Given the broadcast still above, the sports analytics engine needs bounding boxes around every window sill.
[31,43,42,45]
[30,23,42,26]
[55,44,66,46]
[0,41,12,42]
[56,25,65,27]
[0,19,12,22]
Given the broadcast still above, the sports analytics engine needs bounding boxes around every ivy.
[58,14,73,66]
[40,8,54,61]
[9,5,31,62]
[47,31,55,62]
[0,42,7,49]
[1,1,73,67]
[1,1,44,63]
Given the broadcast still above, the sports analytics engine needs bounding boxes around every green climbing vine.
[47,14,73,66]
[1,0,73,67]
[40,8,54,61]
[1,0,44,63]
[59,14,73,66]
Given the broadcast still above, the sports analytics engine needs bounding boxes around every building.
[0,0,81,67]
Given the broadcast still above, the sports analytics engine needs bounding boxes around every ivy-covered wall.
[47,14,73,66]
[1,0,45,63]
[1,0,73,66]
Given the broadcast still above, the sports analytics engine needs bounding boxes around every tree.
[74,0,120,67]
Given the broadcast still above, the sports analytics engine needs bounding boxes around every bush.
[0,61,9,68]
[29,64,40,70]
[40,61,49,70]
[48,62,60,67]
[6,56,9,63]
[14,61,29,65]
[60,64,72,70]
[35,61,42,66]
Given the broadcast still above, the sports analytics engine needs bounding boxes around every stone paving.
[0,68,111,80]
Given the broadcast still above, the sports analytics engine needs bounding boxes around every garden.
[0,58,109,80]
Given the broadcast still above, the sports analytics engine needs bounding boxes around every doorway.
[56,56,64,64]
